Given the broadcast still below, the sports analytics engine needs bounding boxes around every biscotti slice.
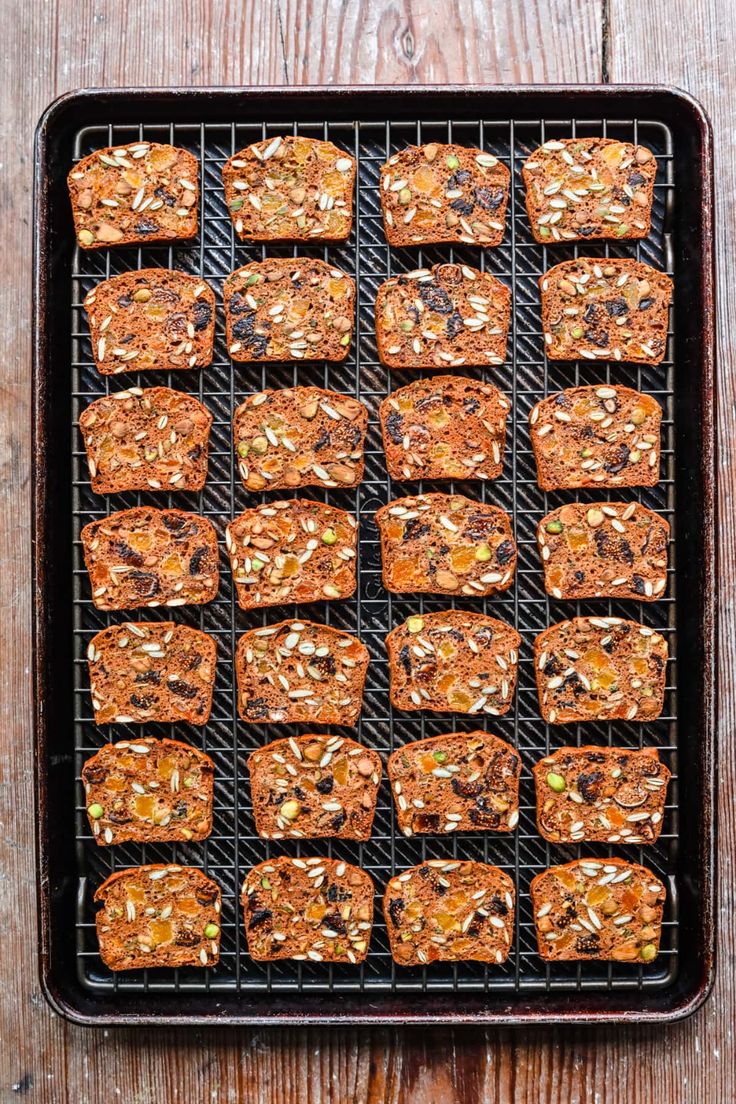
[384,860,515,965]
[534,616,668,724]
[222,135,355,242]
[388,731,521,836]
[248,734,381,840]
[538,502,669,601]
[522,138,657,243]
[530,385,662,490]
[79,387,213,493]
[226,499,357,609]
[531,858,665,963]
[234,386,368,492]
[376,493,516,597]
[81,507,219,611]
[533,746,670,845]
[380,143,510,246]
[69,143,198,249]
[82,736,214,845]
[242,856,373,963]
[386,610,520,716]
[87,621,216,724]
[224,258,355,362]
[380,375,510,482]
[82,270,215,374]
[94,864,221,970]
[541,259,672,364]
[236,619,369,725]
[375,263,510,370]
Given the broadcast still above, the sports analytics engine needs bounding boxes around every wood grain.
[3,0,733,1100]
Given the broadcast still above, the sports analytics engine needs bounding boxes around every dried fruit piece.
[531,859,665,962]
[233,386,368,492]
[82,737,214,845]
[242,856,373,963]
[541,259,672,364]
[86,621,216,725]
[79,387,213,493]
[529,385,662,490]
[226,499,357,609]
[384,860,515,965]
[236,619,369,726]
[533,746,671,844]
[375,263,510,370]
[388,731,520,836]
[376,493,516,597]
[80,507,219,610]
[68,144,199,248]
[380,375,510,482]
[222,135,355,242]
[82,270,215,375]
[224,258,355,362]
[534,616,668,724]
[248,734,381,840]
[380,143,510,246]
[522,138,657,243]
[537,501,669,601]
[386,610,520,716]
[94,865,221,970]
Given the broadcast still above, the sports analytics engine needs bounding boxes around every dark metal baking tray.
[32,85,716,1025]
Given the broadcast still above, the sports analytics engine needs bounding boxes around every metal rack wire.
[70,112,677,997]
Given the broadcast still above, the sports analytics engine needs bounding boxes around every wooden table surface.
[3,1,733,1100]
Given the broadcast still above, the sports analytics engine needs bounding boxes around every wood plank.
[26,2,736,1103]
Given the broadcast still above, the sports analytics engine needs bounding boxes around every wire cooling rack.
[70,113,677,997]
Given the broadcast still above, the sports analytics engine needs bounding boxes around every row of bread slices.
[80,378,667,498]
[79,495,669,612]
[93,854,667,972]
[83,733,670,849]
[80,258,672,379]
[69,135,659,251]
[84,613,668,730]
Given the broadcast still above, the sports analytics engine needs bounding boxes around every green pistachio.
[475,543,492,561]
[545,520,563,534]
[640,943,658,962]
[204,923,220,939]
[321,528,337,545]
[87,803,104,819]
[433,751,448,763]
[398,187,412,205]
[446,154,460,169]
[546,772,566,793]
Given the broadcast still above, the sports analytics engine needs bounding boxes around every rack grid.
[69,112,678,998]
